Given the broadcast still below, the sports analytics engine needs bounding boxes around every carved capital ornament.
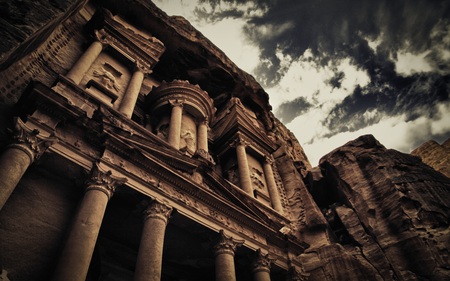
[252,249,275,273]
[143,199,173,224]
[213,229,244,257]
[9,118,58,162]
[85,163,127,200]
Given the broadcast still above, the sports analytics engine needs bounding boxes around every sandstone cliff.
[303,135,450,280]
[411,138,450,178]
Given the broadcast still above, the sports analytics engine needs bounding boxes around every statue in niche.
[227,168,239,186]
[180,129,196,153]
[93,67,121,91]
[250,167,265,189]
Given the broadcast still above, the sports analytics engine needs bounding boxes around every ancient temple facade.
[1,1,449,281]
[0,1,311,280]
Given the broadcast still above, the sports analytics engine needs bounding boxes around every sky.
[154,0,450,166]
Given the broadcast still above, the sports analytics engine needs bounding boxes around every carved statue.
[250,167,265,189]
[93,67,120,91]
[180,129,195,153]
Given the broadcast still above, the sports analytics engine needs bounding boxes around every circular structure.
[147,80,216,123]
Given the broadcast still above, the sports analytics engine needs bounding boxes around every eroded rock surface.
[303,135,450,280]
[411,138,450,178]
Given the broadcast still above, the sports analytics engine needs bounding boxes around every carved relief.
[180,129,196,154]
[93,65,121,92]
[250,167,265,189]
[226,168,239,186]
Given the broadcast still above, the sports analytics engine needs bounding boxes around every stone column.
[252,249,274,281]
[118,63,150,118]
[167,100,183,149]
[263,156,283,213]
[66,40,104,85]
[134,199,172,281]
[0,122,56,210]
[213,230,244,281]
[234,137,253,195]
[197,117,209,153]
[52,165,126,281]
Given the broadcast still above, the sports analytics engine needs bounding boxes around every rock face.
[304,135,450,281]
[411,138,450,178]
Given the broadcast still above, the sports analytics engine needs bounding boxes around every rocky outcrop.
[411,138,450,178]
[303,135,450,280]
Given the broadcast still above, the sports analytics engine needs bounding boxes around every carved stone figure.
[93,67,120,91]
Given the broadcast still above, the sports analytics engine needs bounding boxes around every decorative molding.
[213,229,245,257]
[85,162,127,200]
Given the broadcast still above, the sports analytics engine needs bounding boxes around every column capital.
[143,199,173,224]
[94,29,111,46]
[9,118,57,162]
[213,230,244,257]
[252,249,275,274]
[264,155,274,165]
[85,163,127,200]
[197,116,209,126]
[230,134,249,149]
[169,99,184,108]
[134,60,153,75]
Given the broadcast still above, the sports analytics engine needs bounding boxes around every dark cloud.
[323,73,450,135]
[194,0,449,83]
[193,0,450,141]
[274,96,312,124]
[326,71,345,90]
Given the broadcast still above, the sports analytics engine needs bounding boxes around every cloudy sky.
[155,0,450,165]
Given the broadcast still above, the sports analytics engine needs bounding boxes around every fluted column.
[0,121,56,210]
[263,156,283,213]
[118,63,150,118]
[197,117,209,152]
[52,165,126,281]
[134,199,172,281]
[213,230,244,281]
[234,137,253,195]
[167,100,183,149]
[66,40,104,85]
[252,249,274,281]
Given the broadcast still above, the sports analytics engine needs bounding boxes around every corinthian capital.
[85,163,127,200]
[264,155,274,165]
[252,249,276,273]
[143,199,173,224]
[9,118,58,161]
[213,230,244,257]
